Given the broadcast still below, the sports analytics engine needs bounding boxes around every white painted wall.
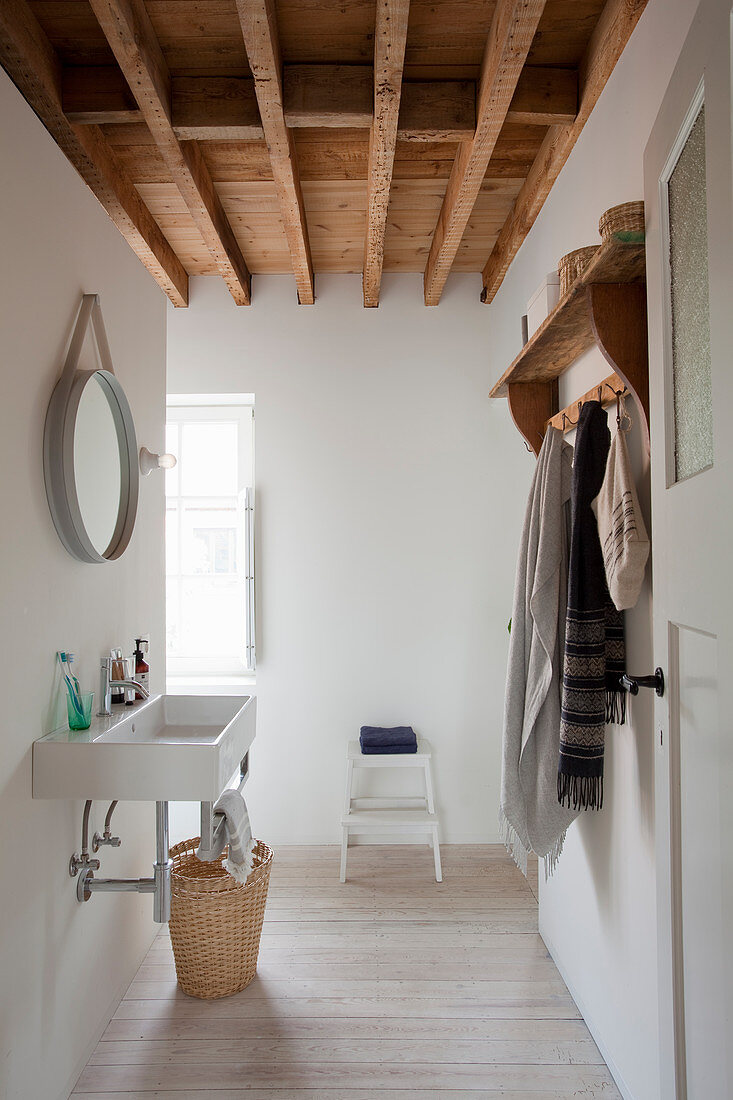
[484,2,700,1098]
[0,70,166,1099]
[167,273,531,846]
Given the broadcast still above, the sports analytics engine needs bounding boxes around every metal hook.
[611,387,632,432]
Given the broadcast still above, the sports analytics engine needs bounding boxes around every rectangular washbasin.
[33,694,256,801]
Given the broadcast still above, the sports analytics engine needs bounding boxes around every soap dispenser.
[134,638,150,700]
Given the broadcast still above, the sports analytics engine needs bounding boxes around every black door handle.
[621,668,665,697]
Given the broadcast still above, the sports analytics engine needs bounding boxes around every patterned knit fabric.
[558,402,625,811]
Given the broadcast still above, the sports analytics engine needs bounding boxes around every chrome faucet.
[98,656,150,716]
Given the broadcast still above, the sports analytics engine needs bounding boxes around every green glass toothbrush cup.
[67,691,94,731]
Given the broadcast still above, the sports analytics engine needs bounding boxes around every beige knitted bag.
[592,427,650,611]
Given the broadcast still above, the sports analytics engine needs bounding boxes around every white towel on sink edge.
[196,789,255,884]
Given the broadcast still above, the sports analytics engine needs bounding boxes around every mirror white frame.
[44,294,139,563]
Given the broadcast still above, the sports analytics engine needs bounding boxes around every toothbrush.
[57,652,84,721]
[63,653,83,712]
[64,652,81,696]
[57,652,81,705]
[66,653,87,719]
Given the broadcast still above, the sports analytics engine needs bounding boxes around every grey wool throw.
[500,427,578,877]
[559,402,626,812]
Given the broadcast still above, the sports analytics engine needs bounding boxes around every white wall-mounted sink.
[33,694,256,801]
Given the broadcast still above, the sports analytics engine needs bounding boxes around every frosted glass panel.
[667,105,713,481]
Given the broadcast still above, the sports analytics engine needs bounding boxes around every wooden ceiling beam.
[481,0,648,303]
[287,72,476,139]
[284,65,373,128]
[62,66,479,141]
[235,0,315,304]
[64,70,265,139]
[363,0,411,308]
[0,0,188,306]
[61,64,576,138]
[399,81,475,141]
[63,64,141,124]
[423,0,547,307]
[506,66,577,126]
[87,0,252,305]
[173,76,263,140]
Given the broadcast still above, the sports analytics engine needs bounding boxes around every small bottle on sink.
[134,638,150,700]
[111,647,125,705]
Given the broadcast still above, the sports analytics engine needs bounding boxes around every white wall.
[484,2,699,1098]
[167,273,531,846]
[0,70,166,1099]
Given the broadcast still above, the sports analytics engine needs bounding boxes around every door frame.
[644,2,733,1096]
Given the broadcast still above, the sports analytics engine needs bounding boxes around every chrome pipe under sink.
[76,801,172,923]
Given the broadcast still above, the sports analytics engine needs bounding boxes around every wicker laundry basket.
[599,201,645,244]
[557,245,600,295]
[169,836,273,999]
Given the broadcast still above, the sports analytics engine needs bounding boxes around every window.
[166,396,255,677]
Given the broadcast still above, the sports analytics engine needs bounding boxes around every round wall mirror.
[74,373,124,555]
[44,296,139,563]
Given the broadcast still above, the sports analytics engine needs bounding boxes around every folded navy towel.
[361,743,417,755]
[359,725,417,753]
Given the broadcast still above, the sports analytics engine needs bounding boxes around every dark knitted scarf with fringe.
[558,401,626,811]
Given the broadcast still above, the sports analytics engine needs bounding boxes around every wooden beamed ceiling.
[3,0,648,307]
[88,0,252,304]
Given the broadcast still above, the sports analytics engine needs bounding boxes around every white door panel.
[674,623,725,1096]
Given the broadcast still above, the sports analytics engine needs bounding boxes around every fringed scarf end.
[498,810,529,877]
[501,812,568,880]
[543,831,567,880]
[606,688,627,725]
[557,773,604,811]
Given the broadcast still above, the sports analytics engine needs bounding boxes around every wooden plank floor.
[72,845,620,1097]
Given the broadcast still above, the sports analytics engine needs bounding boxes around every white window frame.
[165,394,255,680]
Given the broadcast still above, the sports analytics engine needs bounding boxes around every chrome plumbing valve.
[69,852,100,877]
[92,800,121,852]
[92,830,121,852]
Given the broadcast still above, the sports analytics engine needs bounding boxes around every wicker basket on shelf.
[168,837,273,1000]
[557,245,600,295]
[599,201,645,244]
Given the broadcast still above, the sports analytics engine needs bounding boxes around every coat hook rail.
[546,371,628,434]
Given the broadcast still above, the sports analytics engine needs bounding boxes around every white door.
[644,1,733,1097]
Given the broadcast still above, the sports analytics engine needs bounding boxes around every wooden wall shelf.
[490,237,649,455]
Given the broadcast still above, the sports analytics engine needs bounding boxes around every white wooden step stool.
[340,737,442,883]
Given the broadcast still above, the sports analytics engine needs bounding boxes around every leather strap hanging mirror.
[44,294,139,563]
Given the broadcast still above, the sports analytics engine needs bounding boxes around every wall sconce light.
[139,446,177,477]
